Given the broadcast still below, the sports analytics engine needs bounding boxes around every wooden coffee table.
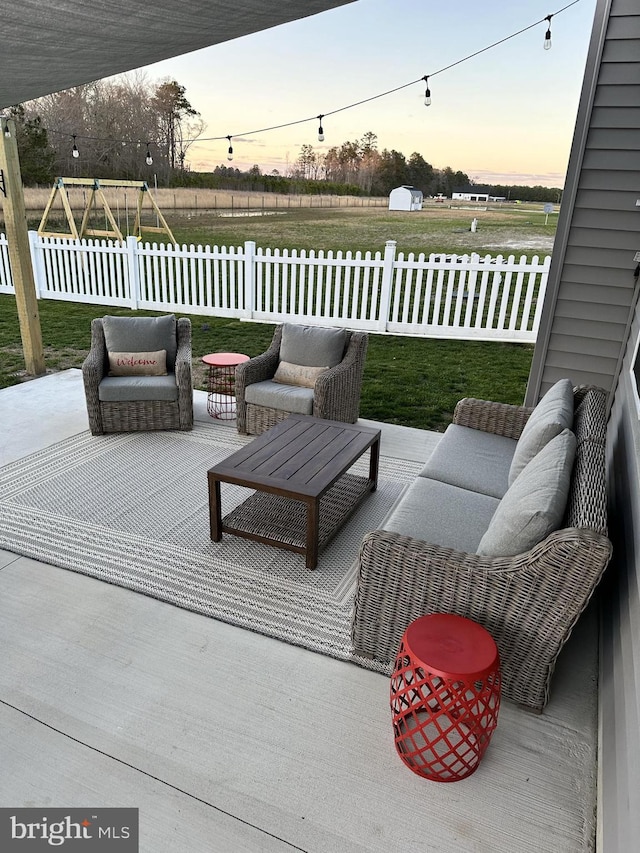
[207,414,381,569]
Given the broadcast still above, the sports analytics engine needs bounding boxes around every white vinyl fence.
[0,233,551,343]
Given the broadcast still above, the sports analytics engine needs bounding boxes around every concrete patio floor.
[0,370,598,852]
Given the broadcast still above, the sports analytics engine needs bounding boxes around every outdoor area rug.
[0,424,422,670]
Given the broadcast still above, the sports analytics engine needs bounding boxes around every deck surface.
[0,371,598,853]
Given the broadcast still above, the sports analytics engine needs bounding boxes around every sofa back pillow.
[273,361,329,388]
[508,378,573,486]
[279,323,347,368]
[477,428,576,558]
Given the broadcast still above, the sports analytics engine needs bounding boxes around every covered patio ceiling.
[0,0,356,109]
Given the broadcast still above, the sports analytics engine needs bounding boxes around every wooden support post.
[0,117,45,376]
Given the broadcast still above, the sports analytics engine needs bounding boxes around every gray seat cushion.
[382,477,500,554]
[421,424,517,499]
[99,375,179,402]
[244,379,314,415]
[102,314,178,370]
[508,378,573,485]
[477,428,577,558]
[280,323,347,368]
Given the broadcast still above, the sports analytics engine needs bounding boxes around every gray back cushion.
[508,378,574,485]
[279,323,347,368]
[421,424,516,499]
[477,428,577,558]
[102,315,177,371]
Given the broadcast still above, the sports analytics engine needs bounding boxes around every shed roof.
[392,185,423,195]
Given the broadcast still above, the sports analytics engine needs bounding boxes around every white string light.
[145,143,153,166]
[226,135,233,161]
[71,135,79,158]
[544,14,553,50]
[423,76,431,107]
[317,115,325,142]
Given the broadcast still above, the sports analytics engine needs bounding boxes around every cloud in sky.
[140,0,597,188]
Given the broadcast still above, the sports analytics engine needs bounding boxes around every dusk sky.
[132,0,597,187]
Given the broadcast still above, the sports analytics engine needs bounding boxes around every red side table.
[390,613,501,782]
[202,352,250,420]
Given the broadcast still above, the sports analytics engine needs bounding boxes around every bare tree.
[152,80,204,173]
[293,144,320,180]
[17,73,205,183]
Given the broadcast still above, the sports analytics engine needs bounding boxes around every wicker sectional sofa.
[351,384,613,712]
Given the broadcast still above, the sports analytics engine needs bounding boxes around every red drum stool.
[390,613,501,781]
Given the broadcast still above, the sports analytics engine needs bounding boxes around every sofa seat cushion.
[382,477,500,554]
[99,375,179,402]
[279,323,347,368]
[508,378,573,485]
[420,424,517,499]
[102,314,178,371]
[244,379,314,415]
[478,428,577,558]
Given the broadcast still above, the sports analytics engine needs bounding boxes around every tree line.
[289,133,562,202]
[291,132,471,198]
[8,75,562,203]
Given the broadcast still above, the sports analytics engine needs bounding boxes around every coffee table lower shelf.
[221,473,372,566]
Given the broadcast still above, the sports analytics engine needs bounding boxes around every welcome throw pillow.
[108,350,168,376]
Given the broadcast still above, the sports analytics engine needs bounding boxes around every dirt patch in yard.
[480,237,555,252]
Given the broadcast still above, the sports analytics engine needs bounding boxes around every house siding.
[526,0,640,849]
[603,306,640,851]
[527,0,640,403]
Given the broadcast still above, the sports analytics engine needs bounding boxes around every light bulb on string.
[71,135,79,158]
[317,115,325,142]
[145,144,153,166]
[227,135,233,161]
[423,76,431,106]
[544,15,552,50]
[3,120,10,138]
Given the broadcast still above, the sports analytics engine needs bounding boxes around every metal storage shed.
[388,185,423,211]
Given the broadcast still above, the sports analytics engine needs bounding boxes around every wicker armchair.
[82,315,193,435]
[235,324,368,435]
[351,386,613,713]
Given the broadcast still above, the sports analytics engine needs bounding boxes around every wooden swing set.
[38,177,176,244]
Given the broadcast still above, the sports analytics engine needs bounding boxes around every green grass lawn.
[163,206,556,258]
[1,295,533,431]
[30,202,556,258]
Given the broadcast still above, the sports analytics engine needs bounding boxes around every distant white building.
[389,185,423,211]
[452,185,506,203]
[452,186,490,202]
